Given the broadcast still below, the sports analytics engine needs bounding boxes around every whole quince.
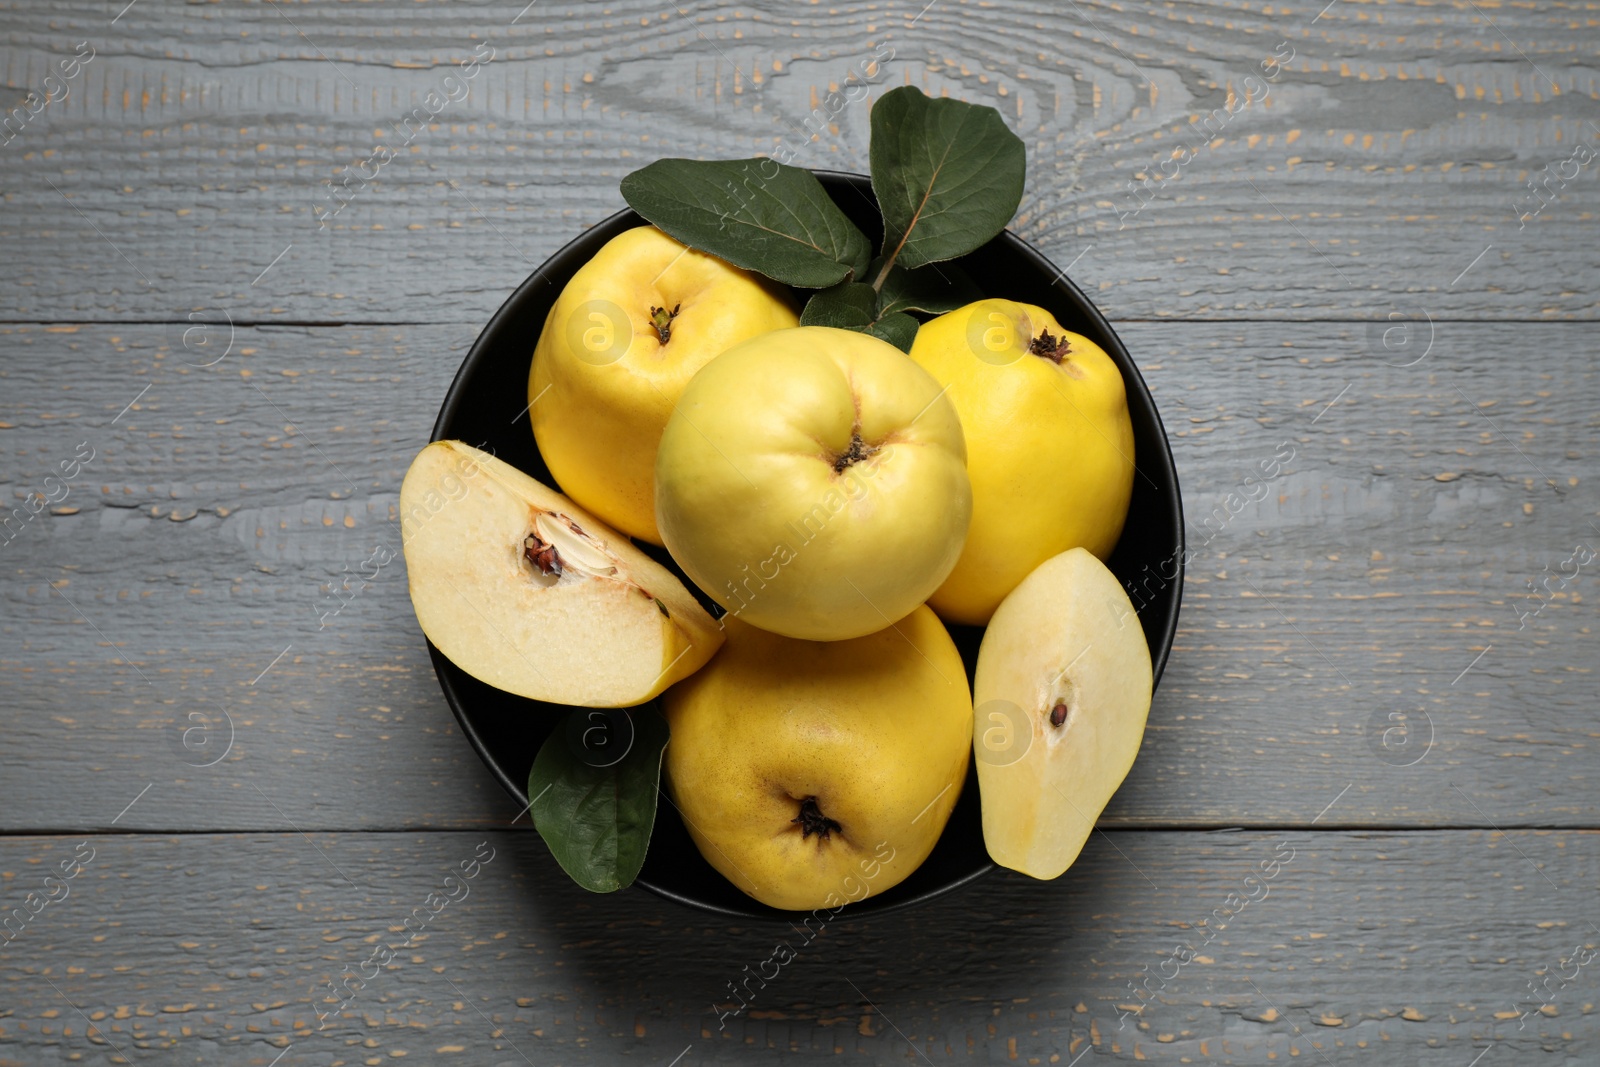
[661,608,972,912]
[908,298,1134,625]
[654,325,971,642]
[530,225,797,544]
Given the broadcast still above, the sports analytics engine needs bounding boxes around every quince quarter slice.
[400,440,722,707]
[973,548,1152,879]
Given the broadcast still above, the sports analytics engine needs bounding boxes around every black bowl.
[429,171,1184,919]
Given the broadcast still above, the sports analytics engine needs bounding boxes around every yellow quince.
[661,608,972,912]
[530,225,797,544]
[908,299,1134,625]
[654,325,971,641]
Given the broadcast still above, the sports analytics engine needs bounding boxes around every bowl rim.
[430,168,1184,919]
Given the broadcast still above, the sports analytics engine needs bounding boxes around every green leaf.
[800,281,877,329]
[620,158,872,288]
[800,282,921,353]
[869,86,1026,274]
[527,706,670,893]
[864,312,920,352]
[874,258,985,317]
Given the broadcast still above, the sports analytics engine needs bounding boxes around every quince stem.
[1029,328,1071,363]
[792,796,842,841]
[831,432,880,474]
[650,303,681,345]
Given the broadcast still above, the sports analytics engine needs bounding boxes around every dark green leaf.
[873,258,985,317]
[528,706,670,893]
[620,158,871,288]
[800,281,877,329]
[865,312,920,352]
[869,86,1026,273]
[800,283,920,352]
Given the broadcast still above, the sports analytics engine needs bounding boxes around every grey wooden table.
[2,0,1597,1063]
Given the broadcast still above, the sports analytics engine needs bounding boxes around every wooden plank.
[0,830,1592,1063]
[2,320,1595,830]
[0,0,1595,323]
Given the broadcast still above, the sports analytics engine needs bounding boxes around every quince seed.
[523,534,562,576]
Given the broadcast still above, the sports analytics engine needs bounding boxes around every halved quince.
[400,440,722,706]
[974,548,1152,879]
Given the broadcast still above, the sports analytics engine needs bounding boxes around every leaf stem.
[870,251,897,292]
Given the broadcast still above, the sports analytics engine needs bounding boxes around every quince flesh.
[974,548,1152,879]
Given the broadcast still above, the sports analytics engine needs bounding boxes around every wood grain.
[0,831,1593,1065]
[3,1,1599,1060]
[2,319,1595,831]
[0,0,1596,324]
